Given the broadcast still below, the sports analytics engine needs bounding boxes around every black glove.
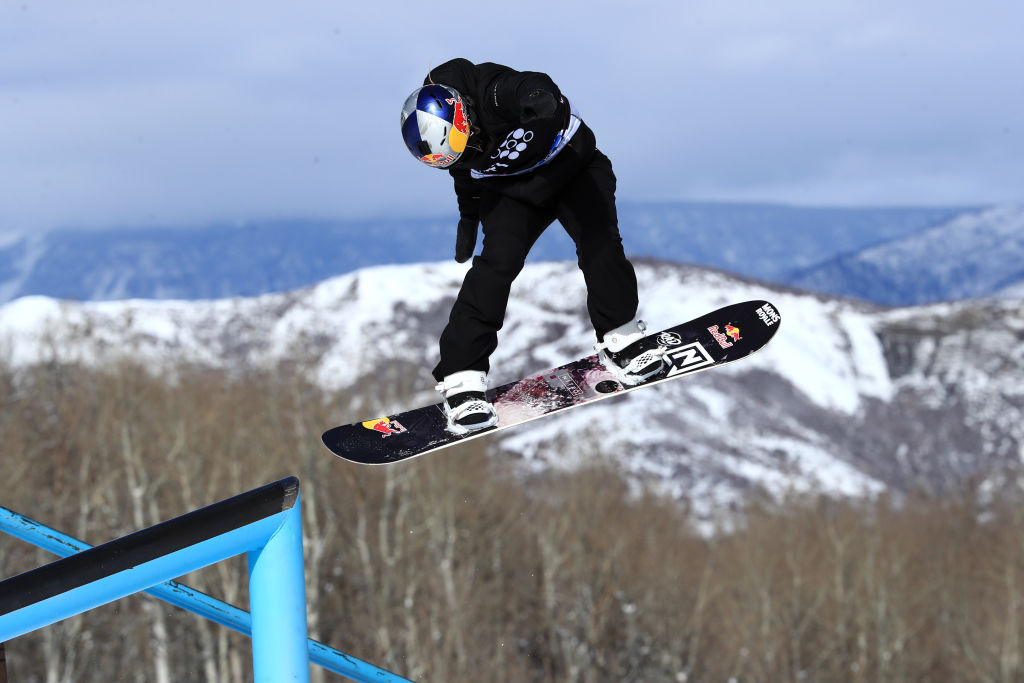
[455,217,478,263]
[521,89,557,122]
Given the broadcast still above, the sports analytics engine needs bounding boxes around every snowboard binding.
[435,370,499,434]
[595,319,669,386]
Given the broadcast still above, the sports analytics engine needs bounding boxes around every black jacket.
[425,58,571,176]
[424,59,590,220]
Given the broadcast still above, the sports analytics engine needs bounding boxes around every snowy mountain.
[0,218,458,304]
[3,260,1021,520]
[618,201,964,281]
[792,204,1024,305]
[0,202,964,306]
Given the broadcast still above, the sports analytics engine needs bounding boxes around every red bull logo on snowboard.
[708,324,738,349]
[362,417,408,438]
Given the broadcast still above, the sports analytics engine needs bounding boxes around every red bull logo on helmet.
[447,99,469,153]
[420,153,456,167]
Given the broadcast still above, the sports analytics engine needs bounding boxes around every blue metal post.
[0,505,414,683]
[247,491,310,683]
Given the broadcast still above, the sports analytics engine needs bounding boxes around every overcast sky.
[2,0,1022,232]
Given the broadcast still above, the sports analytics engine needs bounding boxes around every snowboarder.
[400,58,667,433]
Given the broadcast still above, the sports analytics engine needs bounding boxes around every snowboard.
[322,299,781,465]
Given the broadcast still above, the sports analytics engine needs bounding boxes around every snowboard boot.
[595,319,669,386]
[435,370,499,434]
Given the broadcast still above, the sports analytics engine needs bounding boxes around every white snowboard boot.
[435,370,499,434]
[595,319,668,386]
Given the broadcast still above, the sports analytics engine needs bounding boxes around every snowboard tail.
[322,300,781,465]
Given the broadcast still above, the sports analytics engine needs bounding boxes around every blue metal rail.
[0,478,412,683]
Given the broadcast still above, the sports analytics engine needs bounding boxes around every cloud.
[1,0,1022,231]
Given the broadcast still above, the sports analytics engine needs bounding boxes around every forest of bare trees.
[3,357,1024,682]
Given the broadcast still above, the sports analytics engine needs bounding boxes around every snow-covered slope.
[792,204,1024,305]
[2,261,1021,518]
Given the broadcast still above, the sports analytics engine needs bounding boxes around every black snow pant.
[432,124,639,381]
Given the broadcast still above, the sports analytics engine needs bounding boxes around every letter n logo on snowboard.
[666,342,715,377]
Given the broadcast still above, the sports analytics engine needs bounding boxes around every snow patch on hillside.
[6,259,1018,513]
